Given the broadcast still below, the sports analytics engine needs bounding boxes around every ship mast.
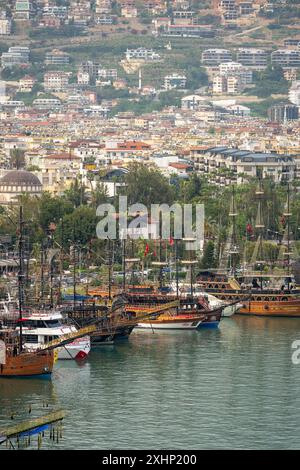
[283,183,293,290]
[228,185,239,277]
[255,176,265,290]
[18,206,24,354]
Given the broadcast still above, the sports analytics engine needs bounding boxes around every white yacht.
[18,311,91,360]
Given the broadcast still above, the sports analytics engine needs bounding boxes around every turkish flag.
[246,223,253,234]
[144,243,150,257]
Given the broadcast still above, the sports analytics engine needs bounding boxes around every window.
[44,320,62,328]
[23,334,38,343]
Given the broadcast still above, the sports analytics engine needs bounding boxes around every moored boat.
[0,329,54,378]
[136,311,204,330]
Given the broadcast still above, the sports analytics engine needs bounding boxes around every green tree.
[123,162,175,207]
[38,192,74,232]
[10,148,25,169]
[57,206,99,249]
[64,178,88,208]
[200,241,216,269]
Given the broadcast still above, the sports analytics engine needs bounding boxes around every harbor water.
[1,316,300,450]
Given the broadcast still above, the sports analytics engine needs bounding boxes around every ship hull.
[137,321,202,330]
[238,299,300,317]
[199,321,220,328]
[0,351,54,378]
[137,315,203,330]
[58,336,90,360]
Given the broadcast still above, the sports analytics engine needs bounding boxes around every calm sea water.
[1,316,300,450]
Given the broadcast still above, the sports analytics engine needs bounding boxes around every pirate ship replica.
[197,183,300,317]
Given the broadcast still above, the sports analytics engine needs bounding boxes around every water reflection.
[1,317,300,449]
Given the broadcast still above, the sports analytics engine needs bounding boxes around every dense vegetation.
[0,164,299,271]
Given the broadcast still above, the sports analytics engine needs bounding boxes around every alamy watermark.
[291,340,300,365]
[96,196,204,250]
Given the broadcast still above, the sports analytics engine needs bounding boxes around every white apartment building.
[125,48,161,61]
[219,61,253,84]
[190,147,296,185]
[213,75,243,94]
[1,46,30,68]
[181,95,208,110]
[45,49,70,66]
[0,19,11,35]
[202,49,233,66]
[19,75,35,92]
[44,71,69,91]
[289,81,300,106]
[77,71,90,85]
[271,49,300,68]
[33,98,62,109]
[213,75,227,94]
[96,0,112,14]
[236,48,268,69]
[98,68,118,80]
[42,6,67,18]
[164,73,187,90]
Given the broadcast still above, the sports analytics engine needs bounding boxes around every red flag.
[246,223,253,235]
[144,243,149,257]
[169,237,174,246]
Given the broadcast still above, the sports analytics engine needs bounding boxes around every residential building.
[164,73,187,90]
[271,49,300,68]
[32,98,62,109]
[14,1,36,20]
[77,71,90,85]
[0,18,12,35]
[162,24,214,38]
[125,48,161,61]
[1,47,30,68]
[94,15,114,24]
[45,50,70,66]
[213,74,243,94]
[19,75,36,92]
[189,146,295,185]
[44,72,69,92]
[284,39,300,47]
[236,48,268,69]
[239,2,255,15]
[98,68,118,80]
[289,81,300,106]
[268,103,299,123]
[121,6,138,17]
[95,0,112,14]
[226,104,251,116]
[219,0,239,21]
[202,49,233,66]
[42,5,67,19]
[181,95,208,110]
[0,80,6,102]
[213,75,227,94]
[218,61,253,86]
[39,15,61,28]
[284,69,298,81]
[79,61,100,77]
